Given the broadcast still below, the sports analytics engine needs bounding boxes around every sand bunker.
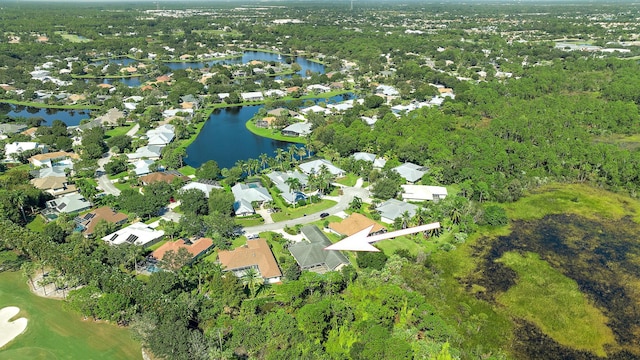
[0,306,27,349]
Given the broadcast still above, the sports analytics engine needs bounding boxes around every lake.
[1,103,91,127]
[0,271,141,359]
[185,93,353,169]
[166,51,324,77]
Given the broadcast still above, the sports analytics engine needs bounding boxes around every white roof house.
[401,185,448,202]
[132,159,155,176]
[146,124,175,146]
[266,170,309,204]
[179,182,223,198]
[352,152,386,169]
[4,142,47,161]
[241,91,264,102]
[281,122,312,137]
[127,145,164,160]
[299,105,330,115]
[376,199,419,224]
[376,85,400,97]
[102,222,164,246]
[299,159,345,177]
[231,182,272,216]
[393,162,428,183]
[306,84,331,93]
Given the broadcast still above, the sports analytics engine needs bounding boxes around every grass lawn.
[178,166,196,177]
[0,99,100,110]
[335,174,358,187]
[270,200,337,222]
[0,271,141,359]
[107,171,128,181]
[245,121,306,144]
[26,216,46,233]
[113,182,133,192]
[146,239,168,251]
[105,125,134,139]
[497,252,615,356]
[236,217,264,227]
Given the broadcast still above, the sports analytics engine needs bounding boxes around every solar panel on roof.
[125,234,139,243]
[109,234,119,241]
[83,213,95,221]
[58,203,67,210]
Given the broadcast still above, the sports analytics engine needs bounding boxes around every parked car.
[320,212,330,219]
[247,234,259,239]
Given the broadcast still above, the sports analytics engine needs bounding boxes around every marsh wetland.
[460,185,640,359]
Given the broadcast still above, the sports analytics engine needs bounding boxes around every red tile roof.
[218,239,281,279]
[152,237,214,261]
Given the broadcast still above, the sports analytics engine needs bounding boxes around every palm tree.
[401,210,412,229]
[317,164,333,195]
[21,261,36,289]
[450,208,462,225]
[349,196,363,211]
[259,153,269,171]
[287,144,298,164]
[275,148,286,171]
[413,207,427,226]
[285,177,302,208]
[242,267,263,298]
[249,158,260,176]
[297,146,306,164]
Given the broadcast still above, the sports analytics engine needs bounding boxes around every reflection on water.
[1,103,91,127]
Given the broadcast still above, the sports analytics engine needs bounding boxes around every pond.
[470,213,640,359]
[185,93,353,169]
[166,51,324,77]
[0,271,141,359]
[0,103,91,127]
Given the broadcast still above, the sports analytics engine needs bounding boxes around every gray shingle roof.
[289,225,349,271]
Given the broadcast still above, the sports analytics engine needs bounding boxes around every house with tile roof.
[30,176,77,197]
[288,225,350,274]
[46,193,91,215]
[151,237,214,268]
[218,238,282,283]
[328,213,387,237]
[76,206,128,238]
[28,151,79,168]
[140,171,188,186]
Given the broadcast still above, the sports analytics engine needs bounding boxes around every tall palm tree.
[297,146,306,164]
[259,153,269,171]
[242,267,263,298]
[285,177,302,208]
[287,144,298,164]
[249,158,260,176]
[413,207,427,226]
[275,148,286,171]
[401,210,412,229]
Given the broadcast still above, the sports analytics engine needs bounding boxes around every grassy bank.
[0,99,100,110]
[245,121,306,144]
[0,271,141,359]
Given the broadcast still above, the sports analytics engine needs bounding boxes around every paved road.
[97,174,121,196]
[243,184,369,234]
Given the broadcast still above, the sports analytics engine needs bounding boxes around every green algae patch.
[496,251,615,356]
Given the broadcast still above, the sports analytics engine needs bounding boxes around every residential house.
[30,176,77,197]
[376,199,419,224]
[146,124,175,146]
[0,124,27,135]
[28,151,79,168]
[218,238,282,284]
[256,116,276,128]
[4,142,47,162]
[299,159,345,177]
[231,182,272,216]
[95,108,125,127]
[393,162,429,183]
[267,108,295,117]
[179,181,223,198]
[132,159,155,176]
[151,237,214,267]
[376,84,400,97]
[30,164,71,179]
[328,213,386,237]
[288,225,350,274]
[281,122,312,137]
[306,84,331,93]
[299,105,330,115]
[76,206,128,238]
[264,89,286,98]
[127,145,164,161]
[46,193,91,215]
[102,222,164,246]
[140,171,188,186]
[352,152,386,169]
[266,170,309,205]
[241,91,264,102]
[401,185,448,202]
[21,127,38,138]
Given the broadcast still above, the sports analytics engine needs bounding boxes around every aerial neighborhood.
[2,2,640,359]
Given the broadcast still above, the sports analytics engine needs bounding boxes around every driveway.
[243,183,370,233]
[97,174,121,196]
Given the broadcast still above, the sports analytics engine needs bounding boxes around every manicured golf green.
[0,271,141,359]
